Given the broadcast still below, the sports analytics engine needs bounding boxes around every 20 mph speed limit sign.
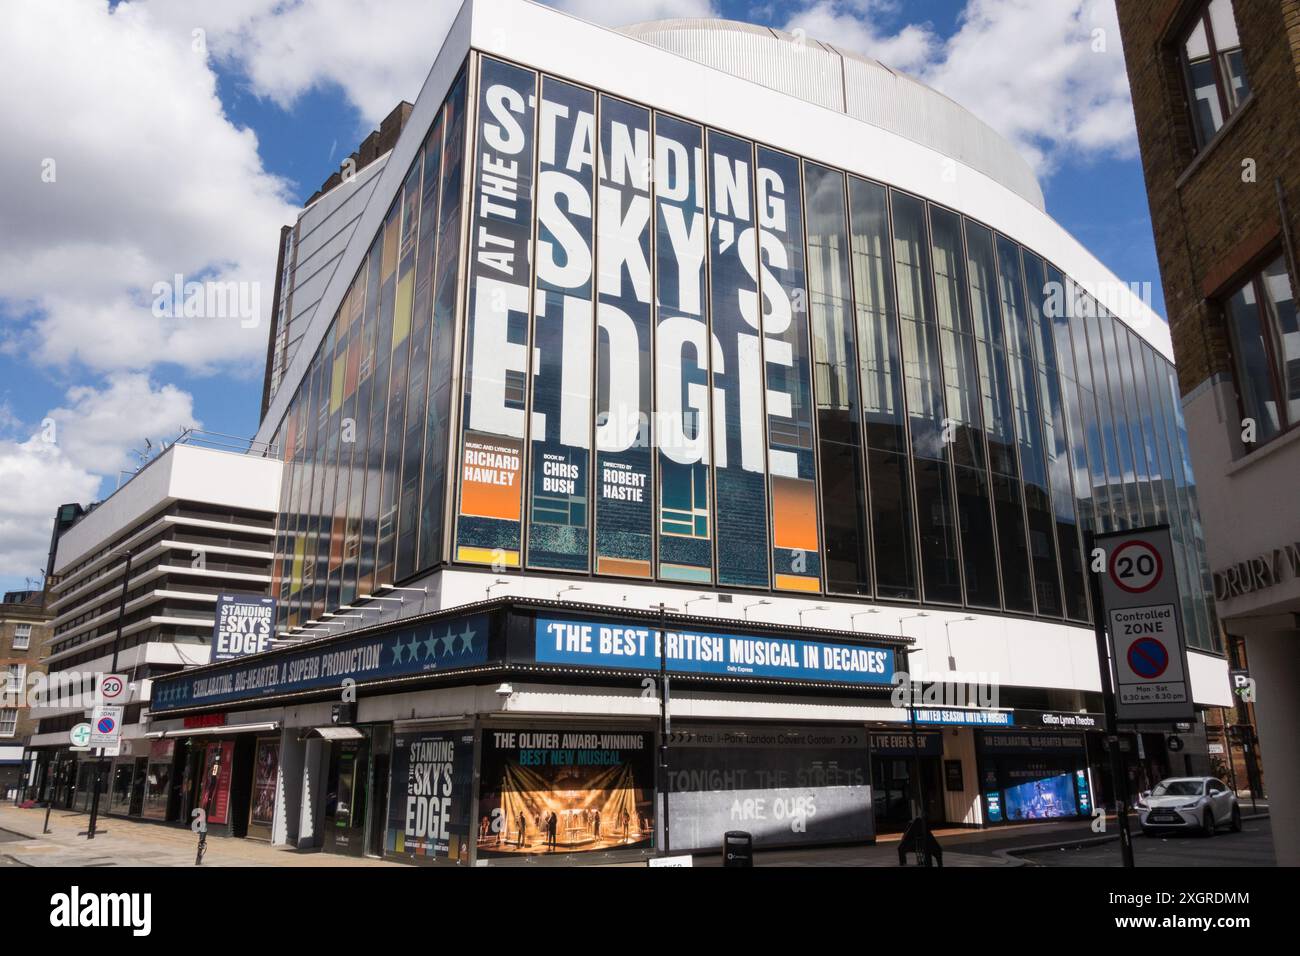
[1096,526,1194,722]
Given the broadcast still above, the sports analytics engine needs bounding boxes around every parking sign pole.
[1087,532,1136,868]
[85,549,131,841]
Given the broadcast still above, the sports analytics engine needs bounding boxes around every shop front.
[976,730,1093,824]
[868,729,945,832]
[145,598,906,865]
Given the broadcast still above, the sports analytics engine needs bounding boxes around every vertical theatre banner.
[454,60,837,591]
[477,729,654,858]
[526,77,596,572]
[456,57,537,567]
[387,729,475,862]
[594,96,655,578]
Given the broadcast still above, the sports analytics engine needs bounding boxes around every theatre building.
[144,0,1236,863]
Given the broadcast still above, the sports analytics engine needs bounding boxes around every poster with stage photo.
[477,729,654,858]
[386,730,474,863]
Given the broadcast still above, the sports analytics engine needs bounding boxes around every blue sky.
[0,0,1163,593]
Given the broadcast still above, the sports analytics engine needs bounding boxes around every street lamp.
[742,599,771,620]
[684,595,711,612]
[944,615,977,671]
[898,612,932,867]
[485,578,510,599]
[798,605,830,627]
[556,585,582,601]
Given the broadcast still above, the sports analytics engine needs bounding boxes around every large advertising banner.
[455,57,537,568]
[477,729,654,858]
[593,95,654,579]
[387,729,474,862]
[534,616,895,686]
[526,77,595,573]
[211,594,276,662]
[654,114,714,584]
[756,148,821,592]
[667,725,872,851]
[152,613,490,712]
[708,130,769,588]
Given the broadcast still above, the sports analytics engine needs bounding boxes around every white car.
[1137,777,1242,837]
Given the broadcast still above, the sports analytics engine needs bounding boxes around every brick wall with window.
[1,598,52,742]
[1116,0,1300,416]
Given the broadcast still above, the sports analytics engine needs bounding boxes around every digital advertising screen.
[1002,771,1079,821]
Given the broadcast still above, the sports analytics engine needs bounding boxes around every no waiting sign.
[1096,526,1194,723]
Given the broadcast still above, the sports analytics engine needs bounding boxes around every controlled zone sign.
[89,705,124,748]
[1097,527,1194,722]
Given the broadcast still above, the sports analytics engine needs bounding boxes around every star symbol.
[439,628,455,656]
[406,635,421,661]
[458,624,476,654]
[391,639,405,664]
[421,631,437,660]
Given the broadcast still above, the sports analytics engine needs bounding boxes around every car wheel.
[1230,805,1242,833]
[1202,810,1215,837]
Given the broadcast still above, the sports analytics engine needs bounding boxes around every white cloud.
[0,374,198,579]
[786,1,940,74]
[139,0,717,126]
[785,0,1136,175]
[0,0,296,374]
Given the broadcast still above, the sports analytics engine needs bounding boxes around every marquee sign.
[150,614,490,713]
[533,615,895,686]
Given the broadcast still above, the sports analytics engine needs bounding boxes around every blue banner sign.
[912,708,1014,727]
[534,616,894,686]
[152,614,490,712]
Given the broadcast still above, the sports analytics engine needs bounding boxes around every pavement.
[0,805,398,867]
[0,802,1272,868]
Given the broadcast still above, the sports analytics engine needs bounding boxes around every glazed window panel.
[893,191,960,604]
[374,157,425,587]
[708,129,766,588]
[395,111,446,582]
[931,204,999,609]
[757,147,820,593]
[343,241,381,604]
[454,57,537,570]
[1181,0,1251,149]
[848,175,918,601]
[594,94,655,581]
[966,221,1032,613]
[655,114,712,585]
[1025,252,1087,621]
[359,201,402,594]
[418,69,469,574]
[525,77,596,573]
[805,162,871,596]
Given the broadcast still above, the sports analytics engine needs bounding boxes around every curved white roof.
[621,18,1046,212]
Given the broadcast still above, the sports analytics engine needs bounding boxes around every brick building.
[1115,0,1300,864]
[0,589,51,795]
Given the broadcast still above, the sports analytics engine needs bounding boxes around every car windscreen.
[1152,780,1204,796]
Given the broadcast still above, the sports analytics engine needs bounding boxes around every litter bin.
[723,830,753,867]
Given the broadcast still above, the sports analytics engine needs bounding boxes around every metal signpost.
[1090,525,1195,868]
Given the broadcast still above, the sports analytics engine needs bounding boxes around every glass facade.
[268,55,1220,652]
